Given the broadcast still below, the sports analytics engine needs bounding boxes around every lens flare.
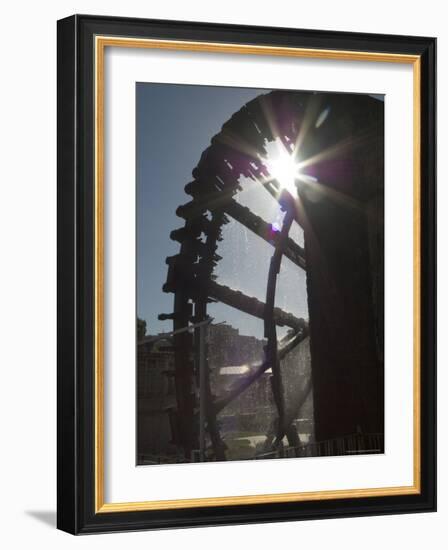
[262,140,302,198]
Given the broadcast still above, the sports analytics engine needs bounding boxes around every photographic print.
[136,83,385,466]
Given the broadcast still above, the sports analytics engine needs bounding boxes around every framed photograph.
[57,14,436,534]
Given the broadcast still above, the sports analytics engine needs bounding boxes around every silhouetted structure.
[138,89,384,463]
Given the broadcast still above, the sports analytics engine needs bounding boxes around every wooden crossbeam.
[224,199,306,270]
[208,280,306,331]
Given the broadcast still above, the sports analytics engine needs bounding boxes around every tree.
[137,317,147,341]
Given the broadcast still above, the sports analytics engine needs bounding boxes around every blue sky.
[136,82,309,338]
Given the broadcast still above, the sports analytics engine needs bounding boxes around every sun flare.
[262,140,302,198]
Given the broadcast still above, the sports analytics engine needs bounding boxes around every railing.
[255,433,384,460]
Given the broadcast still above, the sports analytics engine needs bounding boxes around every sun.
[262,140,302,198]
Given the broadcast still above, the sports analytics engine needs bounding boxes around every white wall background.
[0,1,444,547]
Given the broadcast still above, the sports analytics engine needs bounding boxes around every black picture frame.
[57,14,436,534]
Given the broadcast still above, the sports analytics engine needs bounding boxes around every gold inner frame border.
[94,35,421,513]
